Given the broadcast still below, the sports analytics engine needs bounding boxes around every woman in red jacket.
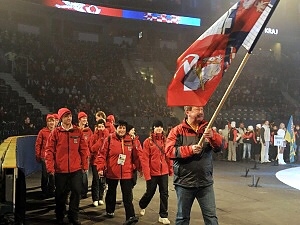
[139,120,173,225]
[96,120,140,225]
[35,114,56,197]
[78,111,93,199]
[90,119,109,206]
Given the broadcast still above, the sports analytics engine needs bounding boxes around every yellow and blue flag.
[285,115,296,163]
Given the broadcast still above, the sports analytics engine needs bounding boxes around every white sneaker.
[98,200,104,205]
[158,217,170,224]
[93,201,99,207]
[140,208,145,216]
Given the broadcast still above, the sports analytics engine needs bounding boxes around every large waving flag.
[167,0,279,106]
[285,115,296,163]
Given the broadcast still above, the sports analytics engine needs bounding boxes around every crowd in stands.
[0,29,177,142]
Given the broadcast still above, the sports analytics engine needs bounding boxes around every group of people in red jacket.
[35,108,173,225]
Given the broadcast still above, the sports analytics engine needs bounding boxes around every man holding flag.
[165,0,279,224]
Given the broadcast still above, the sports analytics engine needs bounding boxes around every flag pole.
[198,52,251,146]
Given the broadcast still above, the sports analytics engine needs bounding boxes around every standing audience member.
[78,111,93,199]
[269,124,278,162]
[228,121,238,162]
[35,114,56,198]
[165,106,223,225]
[277,123,286,165]
[260,120,271,163]
[253,124,261,162]
[96,120,140,225]
[90,119,109,206]
[139,120,173,225]
[237,122,246,161]
[45,108,89,225]
[222,124,229,160]
[242,125,254,161]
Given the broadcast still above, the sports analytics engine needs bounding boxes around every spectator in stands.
[139,120,173,225]
[90,119,109,207]
[260,120,271,163]
[20,116,36,135]
[35,114,56,198]
[95,120,140,225]
[45,108,89,225]
[77,111,93,199]
[165,106,223,225]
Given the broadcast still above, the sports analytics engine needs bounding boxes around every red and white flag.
[167,0,279,106]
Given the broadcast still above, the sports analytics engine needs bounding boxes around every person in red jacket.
[35,114,56,197]
[90,119,109,206]
[138,120,173,225]
[127,124,143,187]
[78,111,93,199]
[106,114,116,133]
[165,106,223,225]
[45,108,89,225]
[96,120,140,225]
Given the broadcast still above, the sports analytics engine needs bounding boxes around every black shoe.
[69,219,81,225]
[105,212,115,218]
[56,218,66,225]
[81,194,88,199]
[123,216,139,225]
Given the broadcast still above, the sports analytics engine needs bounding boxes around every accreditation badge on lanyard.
[117,138,126,165]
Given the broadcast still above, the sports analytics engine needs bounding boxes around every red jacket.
[80,127,93,146]
[35,127,52,160]
[165,119,223,187]
[141,133,173,181]
[45,125,89,174]
[95,133,141,179]
[105,122,116,134]
[90,129,109,165]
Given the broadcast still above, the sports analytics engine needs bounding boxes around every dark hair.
[114,120,128,129]
[96,119,106,125]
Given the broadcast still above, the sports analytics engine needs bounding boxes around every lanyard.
[121,138,125,154]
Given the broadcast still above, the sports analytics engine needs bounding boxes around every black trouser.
[139,174,169,218]
[91,165,106,201]
[105,178,135,220]
[81,170,88,197]
[269,145,277,161]
[41,159,55,195]
[55,170,82,221]
[237,143,243,161]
